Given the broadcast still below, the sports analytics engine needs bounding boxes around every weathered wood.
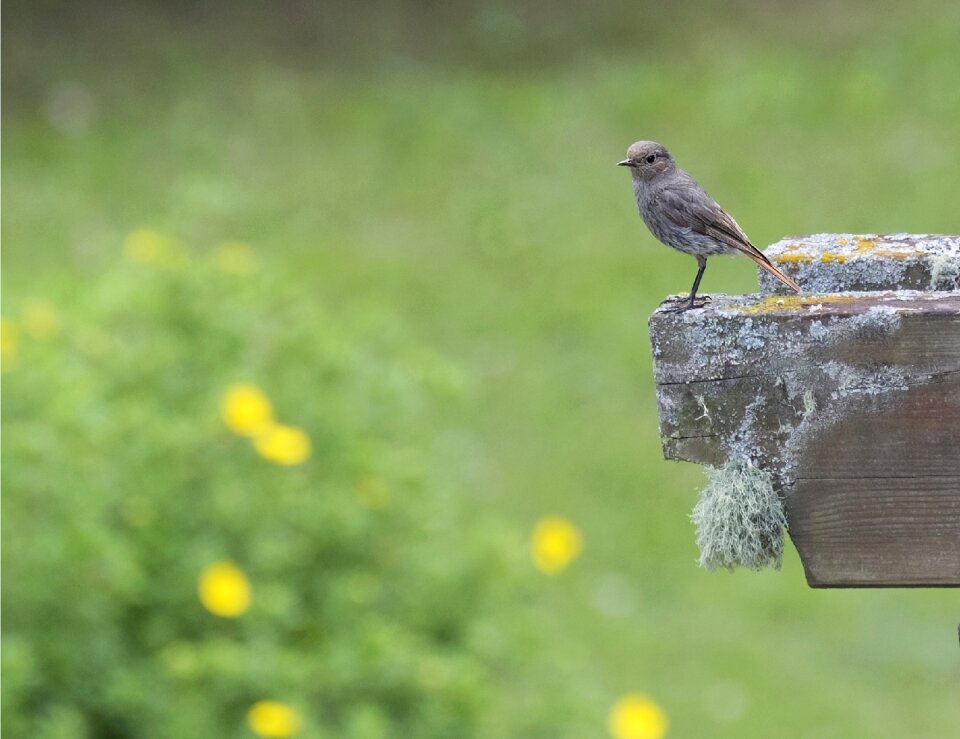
[789,376,960,587]
[649,234,960,587]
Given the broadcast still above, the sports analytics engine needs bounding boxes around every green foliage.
[1,256,574,737]
[4,4,960,737]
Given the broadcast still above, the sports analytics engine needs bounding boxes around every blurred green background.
[3,1,959,737]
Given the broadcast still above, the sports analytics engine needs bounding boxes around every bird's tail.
[745,250,802,293]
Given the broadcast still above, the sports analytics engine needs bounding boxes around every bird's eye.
[645,154,656,164]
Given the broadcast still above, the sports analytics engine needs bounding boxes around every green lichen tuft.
[691,459,787,572]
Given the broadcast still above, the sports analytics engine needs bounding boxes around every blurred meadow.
[3,1,960,737]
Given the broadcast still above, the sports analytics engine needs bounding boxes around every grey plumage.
[619,140,800,310]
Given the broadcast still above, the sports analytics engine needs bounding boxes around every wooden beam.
[649,235,960,587]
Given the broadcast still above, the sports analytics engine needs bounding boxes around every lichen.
[774,253,814,264]
[760,234,960,294]
[736,293,862,315]
[691,459,787,572]
[808,320,828,341]
[654,292,920,487]
[929,251,960,290]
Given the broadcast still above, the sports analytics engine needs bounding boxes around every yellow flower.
[216,240,256,274]
[1,317,19,367]
[247,701,303,738]
[253,423,311,466]
[123,228,184,267]
[198,561,251,617]
[608,694,669,739]
[23,300,60,339]
[530,515,583,575]
[222,384,274,436]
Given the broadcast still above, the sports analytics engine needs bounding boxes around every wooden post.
[649,234,960,587]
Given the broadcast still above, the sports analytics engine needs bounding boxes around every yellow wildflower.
[253,423,311,466]
[530,516,583,575]
[216,240,256,274]
[247,701,303,738]
[222,384,274,436]
[198,561,251,618]
[123,228,184,267]
[608,694,669,739]
[23,300,60,339]
[1,317,19,367]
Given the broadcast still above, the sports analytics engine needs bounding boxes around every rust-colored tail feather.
[745,250,802,293]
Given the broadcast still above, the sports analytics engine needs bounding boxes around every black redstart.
[619,141,801,310]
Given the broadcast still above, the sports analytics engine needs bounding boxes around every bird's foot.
[661,295,711,313]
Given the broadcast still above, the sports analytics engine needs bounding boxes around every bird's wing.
[659,178,802,293]
[658,178,758,255]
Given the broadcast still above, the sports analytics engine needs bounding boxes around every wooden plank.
[786,376,960,587]
[790,477,960,587]
[649,288,960,587]
[650,293,960,469]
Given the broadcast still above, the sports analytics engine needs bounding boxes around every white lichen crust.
[759,233,960,294]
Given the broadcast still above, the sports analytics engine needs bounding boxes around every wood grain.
[786,377,960,587]
[649,290,960,587]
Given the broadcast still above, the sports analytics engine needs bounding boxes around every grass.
[4,3,960,736]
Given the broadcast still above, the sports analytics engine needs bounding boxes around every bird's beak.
[617,159,633,167]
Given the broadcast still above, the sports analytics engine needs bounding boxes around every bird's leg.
[663,257,709,312]
[688,256,707,305]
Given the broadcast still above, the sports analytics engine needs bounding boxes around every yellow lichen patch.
[871,248,916,260]
[772,253,813,264]
[738,293,863,315]
[820,252,846,264]
[821,237,920,262]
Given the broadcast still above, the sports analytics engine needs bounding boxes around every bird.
[618,141,801,311]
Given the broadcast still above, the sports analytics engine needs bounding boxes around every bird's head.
[618,141,675,181]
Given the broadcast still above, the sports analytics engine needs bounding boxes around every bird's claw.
[661,295,711,313]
